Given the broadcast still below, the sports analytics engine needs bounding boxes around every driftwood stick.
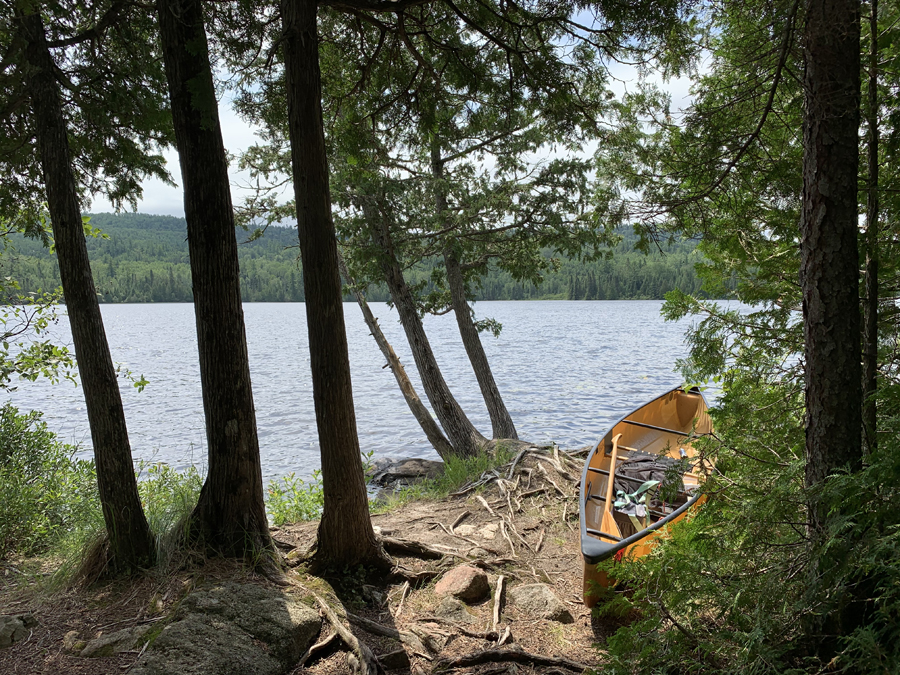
[312,593,380,675]
[519,487,548,500]
[434,648,590,672]
[395,581,410,618]
[297,631,340,668]
[535,528,545,553]
[450,511,470,532]
[476,495,497,517]
[493,575,505,630]
[504,517,532,552]
[499,520,517,558]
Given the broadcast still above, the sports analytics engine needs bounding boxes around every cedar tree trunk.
[280,0,388,570]
[367,200,487,458]
[338,252,456,458]
[862,0,878,454]
[431,143,518,441]
[156,0,270,556]
[801,0,862,525]
[21,11,154,571]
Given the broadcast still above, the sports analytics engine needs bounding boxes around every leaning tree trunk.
[862,0,879,455]
[21,11,154,571]
[367,201,487,458]
[431,143,518,441]
[156,0,270,557]
[280,0,388,571]
[338,251,456,458]
[443,249,518,440]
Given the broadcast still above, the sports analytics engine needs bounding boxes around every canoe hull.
[579,386,712,607]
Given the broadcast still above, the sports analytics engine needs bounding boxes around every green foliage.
[0,404,98,560]
[134,460,204,539]
[598,381,900,674]
[0,213,76,390]
[266,471,325,526]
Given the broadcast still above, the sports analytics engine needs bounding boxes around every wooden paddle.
[600,433,623,539]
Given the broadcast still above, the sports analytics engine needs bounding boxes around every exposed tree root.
[434,647,590,672]
[297,631,341,668]
[381,536,450,560]
[312,592,381,675]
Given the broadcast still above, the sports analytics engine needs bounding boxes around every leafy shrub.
[266,470,324,525]
[0,403,99,559]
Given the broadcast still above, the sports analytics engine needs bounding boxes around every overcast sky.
[88,64,696,219]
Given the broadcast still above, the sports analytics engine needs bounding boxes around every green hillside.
[4,213,708,302]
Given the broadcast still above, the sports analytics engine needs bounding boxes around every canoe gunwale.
[579,385,710,565]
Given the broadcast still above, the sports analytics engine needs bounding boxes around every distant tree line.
[4,212,711,303]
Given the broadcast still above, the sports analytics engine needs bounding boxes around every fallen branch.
[518,487,548,500]
[499,520,517,558]
[493,575,505,630]
[476,495,497,518]
[416,615,499,641]
[506,447,529,479]
[434,647,590,672]
[535,528,545,553]
[312,593,380,675]
[395,581,410,618]
[450,511,470,532]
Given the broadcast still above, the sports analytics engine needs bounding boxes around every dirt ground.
[0,445,624,674]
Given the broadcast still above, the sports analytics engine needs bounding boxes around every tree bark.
[800,0,863,653]
[367,200,487,458]
[431,142,518,441]
[20,10,154,571]
[862,0,878,455]
[156,0,270,556]
[280,0,388,570]
[800,0,862,522]
[337,251,456,459]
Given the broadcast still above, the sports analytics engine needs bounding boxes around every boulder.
[130,582,321,675]
[81,624,153,657]
[506,584,573,623]
[433,597,477,625]
[0,614,37,649]
[434,565,489,602]
[370,458,445,490]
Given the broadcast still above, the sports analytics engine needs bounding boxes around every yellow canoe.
[579,386,713,608]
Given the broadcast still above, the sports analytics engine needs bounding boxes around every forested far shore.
[2,212,712,303]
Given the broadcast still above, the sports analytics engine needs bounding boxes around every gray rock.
[81,624,152,657]
[434,565,489,602]
[131,582,321,675]
[379,648,411,671]
[506,584,573,623]
[370,458,445,489]
[0,614,36,649]
[433,597,477,624]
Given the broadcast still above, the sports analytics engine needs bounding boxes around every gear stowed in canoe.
[579,386,714,607]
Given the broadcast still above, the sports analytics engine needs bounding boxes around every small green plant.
[266,470,325,525]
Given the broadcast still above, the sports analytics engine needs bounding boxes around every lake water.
[3,301,697,483]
